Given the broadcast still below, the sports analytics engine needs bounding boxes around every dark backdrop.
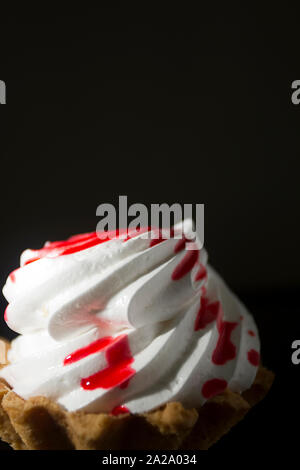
[0,5,299,451]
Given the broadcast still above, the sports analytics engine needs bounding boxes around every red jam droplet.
[174,237,186,253]
[202,378,228,399]
[194,297,220,331]
[173,235,195,254]
[171,249,199,281]
[248,330,255,337]
[247,349,260,366]
[212,320,238,365]
[195,264,207,281]
[111,405,130,416]
[80,335,135,390]
[63,336,120,366]
[81,358,134,390]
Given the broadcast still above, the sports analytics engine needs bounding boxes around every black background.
[0,5,299,451]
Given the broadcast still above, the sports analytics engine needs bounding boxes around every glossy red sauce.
[195,264,207,281]
[247,349,260,366]
[23,228,150,265]
[212,318,238,365]
[63,336,122,366]
[202,378,228,399]
[194,297,220,331]
[111,405,130,416]
[171,249,199,281]
[64,334,136,391]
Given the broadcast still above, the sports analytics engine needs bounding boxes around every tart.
[0,221,274,450]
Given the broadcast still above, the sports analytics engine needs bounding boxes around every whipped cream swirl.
[0,220,260,414]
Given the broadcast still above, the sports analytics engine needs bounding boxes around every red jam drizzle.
[171,249,199,281]
[64,334,135,390]
[23,228,148,265]
[194,297,220,331]
[63,334,136,391]
[202,378,228,399]
[173,234,196,254]
[201,285,207,296]
[24,232,102,265]
[111,405,130,416]
[21,227,201,284]
[174,237,186,253]
[63,336,121,366]
[247,349,260,366]
[80,335,135,391]
[212,317,238,365]
[195,264,207,281]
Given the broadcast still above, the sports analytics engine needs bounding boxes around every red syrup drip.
[247,349,260,366]
[63,336,120,366]
[24,232,102,264]
[194,297,220,331]
[195,264,207,281]
[201,285,207,296]
[23,225,196,266]
[248,330,255,337]
[80,335,135,391]
[63,335,136,390]
[174,237,186,253]
[212,316,238,365]
[111,405,130,416]
[173,234,196,254]
[171,248,199,281]
[23,228,147,266]
[202,378,228,399]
